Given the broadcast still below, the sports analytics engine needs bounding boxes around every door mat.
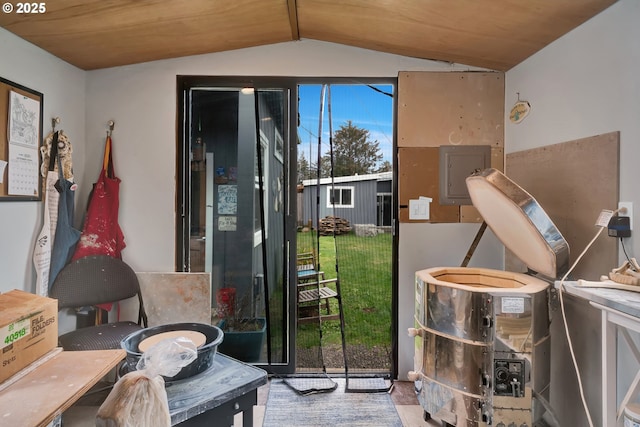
[262,378,403,427]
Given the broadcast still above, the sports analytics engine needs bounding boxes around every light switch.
[409,196,432,220]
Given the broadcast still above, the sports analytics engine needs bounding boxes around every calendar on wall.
[0,77,43,201]
[8,143,39,196]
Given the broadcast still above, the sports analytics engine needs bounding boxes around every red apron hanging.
[72,134,125,261]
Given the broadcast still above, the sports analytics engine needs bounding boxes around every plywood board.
[398,147,459,223]
[506,132,619,280]
[137,272,212,326]
[398,72,504,148]
[0,349,124,427]
[397,71,504,224]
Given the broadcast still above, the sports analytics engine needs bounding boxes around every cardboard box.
[0,290,58,383]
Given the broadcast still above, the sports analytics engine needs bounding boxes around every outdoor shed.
[299,171,392,229]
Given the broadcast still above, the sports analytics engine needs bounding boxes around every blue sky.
[297,84,394,168]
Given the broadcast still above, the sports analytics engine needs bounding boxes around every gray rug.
[263,378,403,427]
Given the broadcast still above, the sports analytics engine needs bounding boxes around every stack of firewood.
[319,216,351,235]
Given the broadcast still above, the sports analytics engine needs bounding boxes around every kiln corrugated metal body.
[410,168,569,427]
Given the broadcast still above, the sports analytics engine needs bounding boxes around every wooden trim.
[287,0,300,40]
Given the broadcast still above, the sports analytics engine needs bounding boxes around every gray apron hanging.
[48,131,81,290]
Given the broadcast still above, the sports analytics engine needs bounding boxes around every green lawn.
[296,231,393,350]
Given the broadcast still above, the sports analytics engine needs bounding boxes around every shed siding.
[301,178,380,227]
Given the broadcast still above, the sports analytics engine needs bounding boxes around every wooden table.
[0,348,266,426]
[0,349,124,427]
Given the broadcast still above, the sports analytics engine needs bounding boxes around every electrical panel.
[439,145,491,205]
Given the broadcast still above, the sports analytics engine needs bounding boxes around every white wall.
[0,28,86,295]
[506,1,639,425]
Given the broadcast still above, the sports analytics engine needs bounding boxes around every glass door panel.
[180,83,291,370]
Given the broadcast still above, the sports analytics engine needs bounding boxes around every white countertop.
[555,280,640,319]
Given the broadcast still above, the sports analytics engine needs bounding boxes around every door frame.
[176,76,399,377]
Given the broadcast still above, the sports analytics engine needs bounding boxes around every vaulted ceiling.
[0,0,617,71]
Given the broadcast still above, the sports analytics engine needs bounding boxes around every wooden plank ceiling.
[0,0,617,71]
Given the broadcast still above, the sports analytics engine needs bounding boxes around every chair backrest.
[50,255,144,312]
[296,251,317,271]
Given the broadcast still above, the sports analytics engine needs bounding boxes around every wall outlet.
[619,201,633,230]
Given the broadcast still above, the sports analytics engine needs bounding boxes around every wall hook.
[107,120,115,136]
[52,117,60,132]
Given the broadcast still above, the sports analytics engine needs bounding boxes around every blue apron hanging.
[48,131,81,290]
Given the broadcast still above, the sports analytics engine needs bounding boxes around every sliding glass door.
[177,76,397,377]
[177,77,297,373]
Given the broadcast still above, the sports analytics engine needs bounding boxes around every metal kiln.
[409,168,569,427]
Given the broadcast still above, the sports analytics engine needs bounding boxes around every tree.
[297,152,315,182]
[377,160,392,173]
[320,121,383,177]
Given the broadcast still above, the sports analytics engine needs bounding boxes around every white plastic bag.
[96,337,197,427]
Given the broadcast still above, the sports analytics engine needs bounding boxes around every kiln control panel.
[494,359,525,397]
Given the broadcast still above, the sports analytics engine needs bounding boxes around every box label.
[501,297,525,314]
[30,313,56,339]
[1,317,31,349]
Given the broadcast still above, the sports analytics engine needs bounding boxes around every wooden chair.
[296,251,340,323]
[296,251,317,278]
[297,278,340,323]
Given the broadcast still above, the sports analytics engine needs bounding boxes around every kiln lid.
[466,168,569,279]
